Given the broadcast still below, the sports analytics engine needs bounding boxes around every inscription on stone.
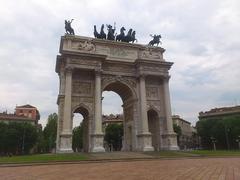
[110,47,128,57]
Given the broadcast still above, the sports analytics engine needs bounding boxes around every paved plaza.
[1,157,240,180]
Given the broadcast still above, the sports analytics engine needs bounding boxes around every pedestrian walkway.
[88,151,154,160]
[0,157,239,179]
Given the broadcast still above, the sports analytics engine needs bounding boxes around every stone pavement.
[0,157,240,180]
[89,151,154,159]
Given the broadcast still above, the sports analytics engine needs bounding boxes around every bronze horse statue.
[94,24,106,39]
[116,27,126,41]
[65,19,75,35]
[148,34,162,46]
[122,29,132,43]
[129,31,137,43]
[92,23,137,43]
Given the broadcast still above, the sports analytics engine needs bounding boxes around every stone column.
[163,77,174,134]
[137,75,154,151]
[139,75,150,133]
[59,70,65,95]
[58,67,73,153]
[91,70,105,152]
[161,76,179,150]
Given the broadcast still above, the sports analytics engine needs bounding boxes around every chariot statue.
[106,23,116,40]
[65,19,75,35]
[116,27,137,43]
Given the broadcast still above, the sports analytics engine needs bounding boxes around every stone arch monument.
[55,35,178,153]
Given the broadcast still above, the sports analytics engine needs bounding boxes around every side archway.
[72,104,91,152]
[147,109,160,151]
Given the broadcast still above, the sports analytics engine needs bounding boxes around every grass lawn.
[145,150,240,158]
[0,153,88,164]
[190,150,240,156]
[144,151,201,157]
[1,150,240,164]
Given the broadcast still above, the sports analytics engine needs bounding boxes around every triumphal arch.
[55,35,178,152]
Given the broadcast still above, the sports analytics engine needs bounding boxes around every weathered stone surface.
[55,35,178,152]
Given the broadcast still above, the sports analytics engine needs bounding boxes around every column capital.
[138,73,146,80]
[65,66,73,74]
[163,75,171,82]
[94,68,102,76]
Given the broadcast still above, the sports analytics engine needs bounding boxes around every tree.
[196,115,240,150]
[173,124,182,146]
[0,122,38,155]
[0,122,7,154]
[72,122,83,152]
[43,113,58,152]
[104,124,123,151]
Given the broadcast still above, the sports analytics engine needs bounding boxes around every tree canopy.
[104,123,123,151]
[42,113,58,152]
[72,122,83,152]
[0,122,38,155]
[196,115,240,150]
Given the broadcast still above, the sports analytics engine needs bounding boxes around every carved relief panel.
[146,86,159,99]
[72,80,92,95]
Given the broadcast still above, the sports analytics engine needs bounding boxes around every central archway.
[102,81,136,151]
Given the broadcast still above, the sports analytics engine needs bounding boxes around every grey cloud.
[0,0,240,126]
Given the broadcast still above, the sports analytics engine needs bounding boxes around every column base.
[137,133,154,152]
[56,148,73,153]
[56,132,73,153]
[161,132,179,150]
[91,133,105,152]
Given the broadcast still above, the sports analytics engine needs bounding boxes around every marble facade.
[55,35,178,152]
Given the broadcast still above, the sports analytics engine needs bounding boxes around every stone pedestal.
[91,134,105,152]
[137,133,154,151]
[57,132,73,153]
[161,133,179,150]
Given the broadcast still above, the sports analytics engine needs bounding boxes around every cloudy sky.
[0,0,239,127]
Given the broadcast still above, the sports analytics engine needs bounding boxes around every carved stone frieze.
[71,96,94,113]
[72,39,96,52]
[110,47,128,57]
[146,86,159,99]
[140,47,163,60]
[142,66,167,74]
[72,81,92,95]
[102,75,136,89]
[103,63,134,74]
[147,100,161,112]
[70,58,101,68]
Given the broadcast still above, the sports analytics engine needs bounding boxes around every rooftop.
[199,105,240,117]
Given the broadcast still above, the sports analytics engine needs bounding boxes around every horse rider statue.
[65,19,75,35]
[148,34,162,46]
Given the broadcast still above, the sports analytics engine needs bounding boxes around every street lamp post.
[224,126,230,150]
[236,136,240,150]
[211,137,217,151]
[22,124,26,154]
